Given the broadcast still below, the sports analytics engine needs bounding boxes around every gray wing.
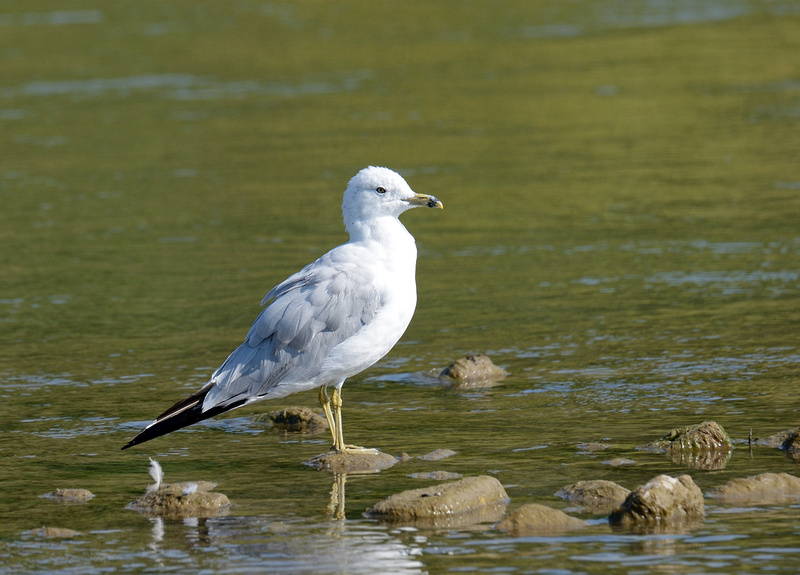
[201,256,381,411]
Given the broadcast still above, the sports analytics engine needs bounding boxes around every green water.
[2,1,800,572]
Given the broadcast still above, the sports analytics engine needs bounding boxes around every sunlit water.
[2,1,800,573]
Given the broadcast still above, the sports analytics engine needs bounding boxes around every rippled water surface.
[2,1,800,573]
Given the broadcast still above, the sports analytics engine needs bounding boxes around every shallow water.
[2,1,800,572]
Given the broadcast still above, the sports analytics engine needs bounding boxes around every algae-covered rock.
[366,475,509,527]
[707,472,800,505]
[439,355,508,386]
[640,421,732,452]
[305,450,398,473]
[609,474,704,531]
[639,421,732,469]
[555,480,630,514]
[496,503,586,535]
[251,406,328,433]
[42,488,95,503]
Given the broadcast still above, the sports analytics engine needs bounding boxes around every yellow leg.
[318,385,337,448]
[331,388,378,454]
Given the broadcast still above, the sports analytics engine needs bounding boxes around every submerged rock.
[30,527,81,538]
[130,481,230,518]
[366,475,509,527]
[603,458,636,467]
[576,442,609,452]
[305,450,398,473]
[756,428,800,461]
[418,448,457,461]
[496,504,586,535]
[439,355,508,387]
[555,480,630,514]
[707,472,800,505]
[251,406,328,433]
[41,488,95,503]
[408,471,463,480]
[639,421,732,470]
[609,474,704,531]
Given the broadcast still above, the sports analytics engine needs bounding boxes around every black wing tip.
[119,392,249,452]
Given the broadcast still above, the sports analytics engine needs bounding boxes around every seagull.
[122,166,443,452]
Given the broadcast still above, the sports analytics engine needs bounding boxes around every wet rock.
[439,355,508,387]
[366,475,509,527]
[555,480,630,514]
[41,488,95,503]
[305,450,398,473]
[30,527,80,538]
[609,474,704,531]
[706,472,800,505]
[408,471,463,480]
[129,481,231,518]
[638,421,732,470]
[418,448,457,461]
[251,406,328,433]
[496,504,586,535]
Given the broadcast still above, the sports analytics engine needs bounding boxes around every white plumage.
[123,166,442,452]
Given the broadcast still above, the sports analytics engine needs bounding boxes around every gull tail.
[121,385,247,450]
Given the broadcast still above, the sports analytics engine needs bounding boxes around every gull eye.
[376,186,386,194]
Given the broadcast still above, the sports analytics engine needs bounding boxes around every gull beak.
[406,193,444,209]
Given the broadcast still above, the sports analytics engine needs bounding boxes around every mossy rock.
[639,421,732,453]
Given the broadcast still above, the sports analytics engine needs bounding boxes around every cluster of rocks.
[32,353,800,539]
[357,421,800,534]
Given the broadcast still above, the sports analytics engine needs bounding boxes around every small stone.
[707,472,800,505]
[42,488,95,503]
[305,450,398,473]
[418,448,457,461]
[496,504,586,535]
[366,475,509,527]
[609,474,704,531]
[252,406,328,433]
[439,355,508,386]
[30,527,80,538]
[555,480,630,514]
[408,471,463,480]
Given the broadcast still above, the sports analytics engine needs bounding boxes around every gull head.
[342,166,443,230]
